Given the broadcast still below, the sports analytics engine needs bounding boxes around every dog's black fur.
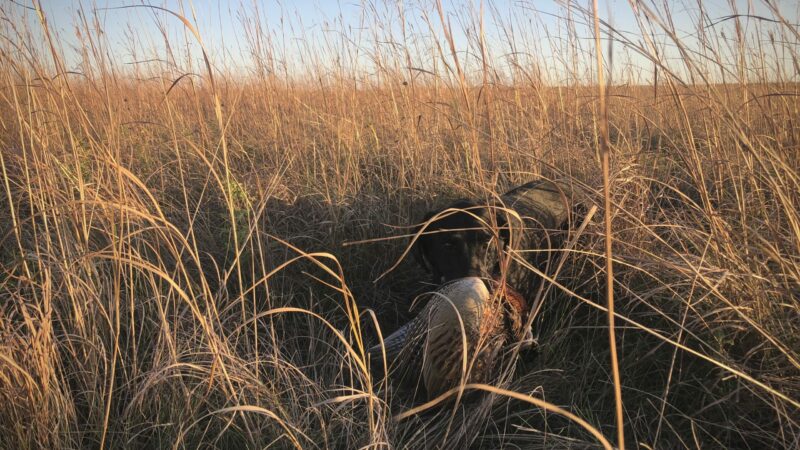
[412,180,587,291]
[412,199,502,283]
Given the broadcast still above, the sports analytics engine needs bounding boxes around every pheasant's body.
[370,277,529,399]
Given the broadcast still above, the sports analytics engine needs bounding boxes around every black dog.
[412,179,587,292]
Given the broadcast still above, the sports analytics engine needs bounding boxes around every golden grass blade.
[590,1,625,447]
[395,383,613,450]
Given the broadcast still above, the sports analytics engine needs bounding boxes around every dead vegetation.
[0,1,798,448]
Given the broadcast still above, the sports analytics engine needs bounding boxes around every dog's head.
[412,200,505,283]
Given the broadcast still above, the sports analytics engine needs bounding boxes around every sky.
[9,0,799,84]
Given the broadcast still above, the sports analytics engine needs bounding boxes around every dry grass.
[0,0,798,448]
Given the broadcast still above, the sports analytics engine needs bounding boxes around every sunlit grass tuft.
[0,1,798,448]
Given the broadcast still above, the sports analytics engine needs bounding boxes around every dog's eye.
[443,240,457,248]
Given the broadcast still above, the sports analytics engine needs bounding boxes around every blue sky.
[18,1,800,83]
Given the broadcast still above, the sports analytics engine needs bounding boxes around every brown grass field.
[0,1,798,448]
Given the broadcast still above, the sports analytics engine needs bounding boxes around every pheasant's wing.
[423,302,465,398]
[422,278,490,398]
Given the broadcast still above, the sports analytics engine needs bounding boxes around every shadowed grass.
[0,0,798,448]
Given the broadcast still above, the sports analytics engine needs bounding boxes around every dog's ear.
[411,210,436,273]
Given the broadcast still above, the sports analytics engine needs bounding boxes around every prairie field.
[0,1,798,448]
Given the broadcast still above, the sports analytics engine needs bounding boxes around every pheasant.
[368,277,531,399]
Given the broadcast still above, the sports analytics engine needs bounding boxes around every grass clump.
[0,1,798,448]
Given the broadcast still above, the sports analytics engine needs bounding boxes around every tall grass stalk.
[0,1,798,448]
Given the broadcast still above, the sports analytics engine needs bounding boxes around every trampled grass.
[0,1,798,448]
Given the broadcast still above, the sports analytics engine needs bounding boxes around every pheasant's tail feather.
[368,315,428,373]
